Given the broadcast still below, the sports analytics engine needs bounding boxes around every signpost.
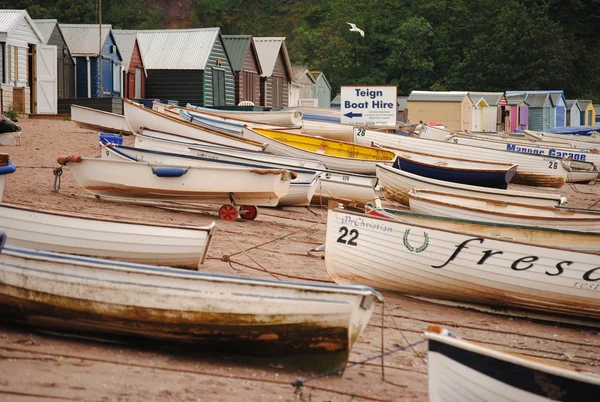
[340,85,397,126]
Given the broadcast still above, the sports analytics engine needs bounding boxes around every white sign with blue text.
[340,85,397,126]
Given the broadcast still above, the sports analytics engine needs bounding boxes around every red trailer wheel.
[219,204,238,221]
[239,205,258,220]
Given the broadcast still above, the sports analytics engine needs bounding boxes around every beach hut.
[222,35,261,106]
[596,105,600,124]
[34,19,75,100]
[397,96,408,123]
[134,28,234,107]
[505,94,529,132]
[578,100,596,126]
[467,92,508,132]
[469,95,489,132]
[566,100,582,126]
[549,92,567,127]
[112,31,145,100]
[60,24,122,99]
[516,93,552,131]
[331,93,340,109]
[289,65,316,107]
[0,10,56,115]
[311,71,331,108]
[254,37,293,109]
[406,91,473,131]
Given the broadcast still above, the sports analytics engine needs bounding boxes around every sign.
[340,85,397,126]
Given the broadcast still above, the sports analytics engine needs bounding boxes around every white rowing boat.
[325,206,600,319]
[185,103,303,126]
[354,127,569,188]
[408,188,600,233]
[425,326,600,402]
[375,163,566,207]
[0,202,215,268]
[60,155,293,211]
[0,236,382,370]
[102,143,319,207]
[70,104,131,134]
[123,99,265,151]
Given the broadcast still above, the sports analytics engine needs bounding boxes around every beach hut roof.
[408,91,469,102]
[0,10,44,42]
[59,24,114,57]
[253,37,293,78]
[112,30,146,71]
[222,35,261,74]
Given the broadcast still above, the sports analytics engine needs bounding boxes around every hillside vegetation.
[8,0,600,100]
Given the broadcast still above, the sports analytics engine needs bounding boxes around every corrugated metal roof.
[60,24,112,56]
[408,91,469,102]
[579,99,592,109]
[112,30,139,70]
[135,28,220,70]
[223,35,251,72]
[254,37,288,77]
[0,10,44,42]
[292,65,315,84]
[524,93,550,108]
[33,19,57,44]
[468,92,503,106]
[0,10,25,33]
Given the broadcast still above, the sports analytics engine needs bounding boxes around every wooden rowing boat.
[0,235,383,370]
[375,163,566,207]
[353,127,569,188]
[425,326,600,402]
[70,104,132,135]
[242,127,396,174]
[123,99,265,151]
[102,143,319,207]
[0,202,215,268]
[365,202,600,252]
[325,206,600,319]
[61,156,293,209]
[408,188,600,232]
[392,152,518,190]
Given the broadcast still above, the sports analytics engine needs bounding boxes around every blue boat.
[392,153,517,190]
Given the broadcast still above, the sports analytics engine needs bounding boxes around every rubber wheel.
[239,205,258,220]
[219,204,238,221]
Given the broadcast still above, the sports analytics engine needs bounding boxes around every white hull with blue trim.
[62,156,293,207]
[325,207,600,319]
[0,239,382,368]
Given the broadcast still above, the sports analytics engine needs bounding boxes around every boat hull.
[426,331,600,402]
[0,245,382,368]
[325,208,600,319]
[375,163,565,207]
[64,157,292,206]
[0,203,215,268]
[71,104,132,134]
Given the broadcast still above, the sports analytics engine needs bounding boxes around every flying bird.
[346,22,365,37]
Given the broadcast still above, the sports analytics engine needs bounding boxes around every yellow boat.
[242,127,396,174]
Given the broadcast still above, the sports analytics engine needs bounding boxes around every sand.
[0,118,598,402]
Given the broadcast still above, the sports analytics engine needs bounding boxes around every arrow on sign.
[344,111,363,119]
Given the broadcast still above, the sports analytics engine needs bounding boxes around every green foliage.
[4,107,19,121]
[5,0,600,100]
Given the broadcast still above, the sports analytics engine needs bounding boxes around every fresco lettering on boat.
[505,144,589,161]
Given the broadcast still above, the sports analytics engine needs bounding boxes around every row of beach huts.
[0,9,331,116]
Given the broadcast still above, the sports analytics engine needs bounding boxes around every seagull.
[346,22,365,37]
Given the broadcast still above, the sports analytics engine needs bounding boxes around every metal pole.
[98,0,102,97]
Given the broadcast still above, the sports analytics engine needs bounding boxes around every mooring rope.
[291,339,427,390]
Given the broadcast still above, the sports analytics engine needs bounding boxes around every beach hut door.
[35,44,57,114]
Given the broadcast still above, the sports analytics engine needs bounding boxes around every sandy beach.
[0,118,599,402]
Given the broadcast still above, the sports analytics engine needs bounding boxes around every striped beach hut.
[407,91,473,131]
[520,93,553,131]
[566,100,582,126]
[578,100,596,126]
[254,37,293,108]
[135,28,235,107]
